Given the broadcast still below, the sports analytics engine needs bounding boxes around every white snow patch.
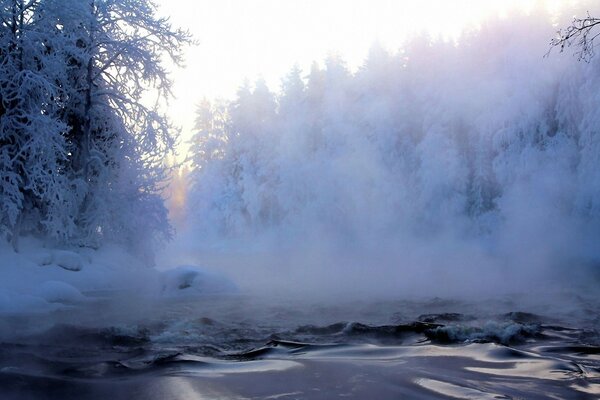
[41,250,86,271]
[36,281,86,304]
[0,238,240,318]
[160,265,238,296]
[0,237,156,315]
[0,290,57,314]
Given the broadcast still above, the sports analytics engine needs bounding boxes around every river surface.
[1,292,599,399]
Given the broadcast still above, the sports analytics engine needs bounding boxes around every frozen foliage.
[0,0,190,253]
[188,10,600,273]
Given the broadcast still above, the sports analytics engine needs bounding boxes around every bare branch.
[549,11,600,61]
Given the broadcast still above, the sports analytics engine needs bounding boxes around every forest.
[0,0,189,254]
[186,14,600,281]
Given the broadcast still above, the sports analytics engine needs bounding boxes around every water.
[1,293,599,399]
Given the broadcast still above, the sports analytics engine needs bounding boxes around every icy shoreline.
[0,237,237,320]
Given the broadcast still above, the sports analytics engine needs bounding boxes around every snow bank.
[0,237,240,317]
[0,238,145,315]
[160,265,238,296]
[39,250,86,271]
[0,290,58,314]
[36,281,86,304]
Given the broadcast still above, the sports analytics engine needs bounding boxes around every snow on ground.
[0,237,238,316]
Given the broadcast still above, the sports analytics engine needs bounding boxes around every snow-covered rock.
[36,281,86,304]
[160,265,238,296]
[40,250,85,271]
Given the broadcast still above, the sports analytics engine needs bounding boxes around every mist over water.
[2,6,600,399]
[173,6,600,301]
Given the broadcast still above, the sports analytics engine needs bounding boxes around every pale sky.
[155,0,569,157]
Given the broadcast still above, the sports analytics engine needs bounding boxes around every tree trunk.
[10,213,22,253]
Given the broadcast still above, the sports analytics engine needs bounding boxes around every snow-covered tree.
[50,0,189,248]
[187,11,600,253]
[0,0,71,250]
[0,0,191,254]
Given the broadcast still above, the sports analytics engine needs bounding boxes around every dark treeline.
[0,0,189,253]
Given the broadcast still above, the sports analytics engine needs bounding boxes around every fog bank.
[168,5,600,300]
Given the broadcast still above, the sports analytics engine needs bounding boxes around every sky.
[155,0,572,157]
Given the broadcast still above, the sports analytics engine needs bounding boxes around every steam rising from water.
[3,7,600,400]
[168,5,600,300]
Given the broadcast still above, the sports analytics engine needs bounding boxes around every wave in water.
[1,296,599,399]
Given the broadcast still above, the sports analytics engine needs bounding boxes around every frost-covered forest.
[187,11,600,275]
[0,0,189,254]
[2,0,598,290]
